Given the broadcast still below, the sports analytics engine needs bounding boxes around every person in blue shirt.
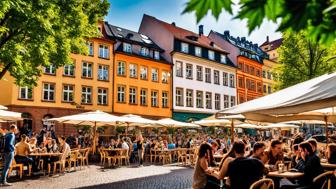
[1,124,17,186]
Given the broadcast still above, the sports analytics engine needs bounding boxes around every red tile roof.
[260,38,283,51]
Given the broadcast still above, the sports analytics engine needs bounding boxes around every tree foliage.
[183,0,336,45]
[274,31,336,89]
[0,0,110,86]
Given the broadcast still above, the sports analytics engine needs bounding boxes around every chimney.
[241,37,246,42]
[266,36,269,43]
[171,22,176,26]
[198,25,204,36]
[223,30,230,36]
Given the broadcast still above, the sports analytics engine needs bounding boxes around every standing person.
[1,125,17,186]
[192,143,213,189]
[135,133,144,166]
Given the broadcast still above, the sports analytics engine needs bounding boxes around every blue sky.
[105,0,282,44]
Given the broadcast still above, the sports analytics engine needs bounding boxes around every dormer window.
[123,43,132,53]
[208,50,214,60]
[220,54,227,64]
[195,47,202,57]
[140,47,149,56]
[154,51,160,60]
[181,42,189,53]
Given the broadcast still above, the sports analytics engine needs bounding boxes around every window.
[223,72,228,86]
[196,66,203,81]
[162,71,169,83]
[176,88,183,106]
[208,50,215,60]
[256,69,261,77]
[220,54,227,63]
[251,80,256,91]
[140,47,149,56]
[214,70,220,85]
[196,91,203,108]
[98,44,109,59]
[186,89,193,107]
[176,61,183,77]
[98,65,109,81]
[215,94,220,110]
[245,65,250,73]
[129,87,137,104]
[230,96,236,107]
[186,64,193,79]
[267,71,272,80]
[263,84,267,93]
[151,68,158,82]
[123,43,132,53]
[98,88,108,105]
[238,77,244,88]
[117,85,126,103]
[63,64,74,76]
[257,82,262,93]
[43,83,55,101]
[19,87,33,100]
[250,67,255,75]
[44,65,56,75]
[62,85,74,102]
[195,46,202,57]
[81,86,92,104]
[262,70,266,78]
[229,74,235,88]
[181,42,189,53]
[154,51,160,60]
[206,92,212,109]
[238,62,243,69]
[268,85,272,94]
[82,62,92,78]
[140,66,148,80]
[117,61,126,76]
[162,91,168,108]
[151,90,158,107]
[87,42,94,56]
[129,64,137,78]
[140,89,147,106]
[205,68,211,83]
[224,95,229,108]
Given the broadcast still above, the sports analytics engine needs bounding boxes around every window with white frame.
[176,61,183,77]
[195,46,202,57]
[140,47,149,56]
[129,87,137,104]
[162,71,168,83]
[43,83,55,101]
[208,50,215,60]
[63,64,74,76]
[117,85,125,103]
[196,91,203,108]
[123,43,132,53]
[44,65,56,75]
[176,88,183,106]
[186,89,193,107]
[140,66,148,80]
[206,92,212,109]
[229,74,235,88]
[98,65,109,81]
[98,88,108,105]
[223,72,228,86]
[214,70,220,84]
[98,44,109,59]
[220,54,227,63]
[196,66,203,81]
[140,89,147,106]
[224,95,229,108]
[19,86,33,100]
[81,86,92,104]
[162,91,168,108]
[87,42,94,56]
[215,94,220,110]
[186,63,193,79]
[117,61,126,76]
[151,68,158,82]
[62,85,74,102]
[154,51,160,60]
[151,90,158,107]
[181,42,189,53]
[230,96,236,107]
[82,62,92,78]
[205,68,211,83]
[129,64,137,78]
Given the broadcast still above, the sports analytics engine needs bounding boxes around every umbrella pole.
[92,122,97,154]
[230,119,234,143]
[325,116,329,148]
[126,123,129,137]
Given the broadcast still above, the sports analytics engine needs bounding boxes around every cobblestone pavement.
[6,164,193,189]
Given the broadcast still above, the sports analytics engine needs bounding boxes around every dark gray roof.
[104,22,163,51]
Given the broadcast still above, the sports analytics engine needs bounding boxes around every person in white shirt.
[121,138,129,150]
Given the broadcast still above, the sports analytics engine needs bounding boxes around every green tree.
[183,0,336,45]
[0,0,109,86]
[274,31,336,89]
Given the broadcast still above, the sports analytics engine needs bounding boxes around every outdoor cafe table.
[321,162,336,170]
[267,171,304,189]
[30,152,63,157]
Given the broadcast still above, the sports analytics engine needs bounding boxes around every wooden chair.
[79,148,90,167]
[249,178,274,189]
[117,149,129,166]
[67,150,79,172]
[103,151,117,167]
[52,159,65,175]
[98,148,106,166]
[150,149,159,163]
[8,159,25,179]
[177,149,188,165]
[313,171,336,189]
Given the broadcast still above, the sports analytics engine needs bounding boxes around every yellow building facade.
[262,58,278,95]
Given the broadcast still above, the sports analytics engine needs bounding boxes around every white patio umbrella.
[0,109,22,121]
[0,105,8,110]
[262,123,300,130]
[193,118,231,127]
[235,123,262,129]
[215,114,245,143]
[157,118,200,129]
[118,114,158,135]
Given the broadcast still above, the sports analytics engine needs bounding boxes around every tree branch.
[0,62,12,80]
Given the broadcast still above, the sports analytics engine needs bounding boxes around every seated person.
[250,142,266,162]
[192,143,213,189]
[326,143,336,164]
[307,139,318,155]
[291,144,301,168]
[15,134,37,171]
[264,139,284,167]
